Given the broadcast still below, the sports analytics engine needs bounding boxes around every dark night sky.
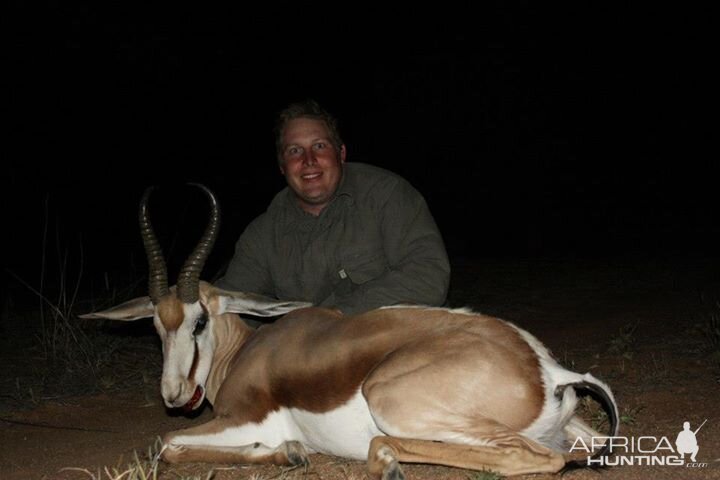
[5,3,716,299]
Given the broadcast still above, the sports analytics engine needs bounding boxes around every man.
[215,100,450,317]
[675,421,700,463]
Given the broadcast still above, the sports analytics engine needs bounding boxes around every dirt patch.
[1,256,719,479]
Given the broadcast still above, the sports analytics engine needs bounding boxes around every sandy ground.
[1,256,719,479]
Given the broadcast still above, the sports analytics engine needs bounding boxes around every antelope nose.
[162,382,183,407]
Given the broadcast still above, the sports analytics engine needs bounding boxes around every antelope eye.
[193,313,208,335]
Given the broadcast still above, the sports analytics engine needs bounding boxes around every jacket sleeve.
[326,179,450,315]
[214,217,274,296]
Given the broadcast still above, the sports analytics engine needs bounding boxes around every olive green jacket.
[215,163,450,315]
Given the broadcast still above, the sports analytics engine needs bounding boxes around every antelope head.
[81,184,310,411]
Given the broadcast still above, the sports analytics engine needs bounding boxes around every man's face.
[279,117,346,216]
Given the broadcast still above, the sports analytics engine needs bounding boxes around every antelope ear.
[79,296,155,321]
[211,287,312,317]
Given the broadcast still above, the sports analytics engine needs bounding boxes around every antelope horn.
[139,187,169,304]
[177,184,220,304]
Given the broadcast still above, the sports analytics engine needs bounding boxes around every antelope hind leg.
[367,435,566,479]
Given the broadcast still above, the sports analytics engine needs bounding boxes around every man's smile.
[301,172,323,181]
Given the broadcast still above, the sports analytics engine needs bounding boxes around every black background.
[5,3,715,302]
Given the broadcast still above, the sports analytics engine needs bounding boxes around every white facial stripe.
[183,302,204,327]
[153,314,167,340]
[159,301,212,407]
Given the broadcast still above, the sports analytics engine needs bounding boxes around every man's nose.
[302,150,317,165]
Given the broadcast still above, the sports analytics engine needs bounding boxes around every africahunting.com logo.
[570,420,709,468]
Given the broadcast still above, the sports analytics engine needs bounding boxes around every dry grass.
[698,307,720,368]
[0,206,159,413]
[466,471,504,480]
[57,439,373,480]
[0,288,160,413]
[694,292,720,382]
[58,438,218,480]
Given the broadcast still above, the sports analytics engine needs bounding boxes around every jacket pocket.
[341,247,388,285]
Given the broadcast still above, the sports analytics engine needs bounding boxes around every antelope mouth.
[183,385,204,412]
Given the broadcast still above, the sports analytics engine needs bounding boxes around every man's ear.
[339,144,347,163]
[210,287,311,317]
[79,296,154,321]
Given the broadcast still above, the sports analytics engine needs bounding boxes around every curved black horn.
[176,184,220,304]
[139,187,169,304]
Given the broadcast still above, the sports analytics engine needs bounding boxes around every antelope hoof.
[382,460,406,480]
[160,442,184,464]
[284,440,310,466]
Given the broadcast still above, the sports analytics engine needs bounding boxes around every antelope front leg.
[161,418,309,466]
[162,440,309,465]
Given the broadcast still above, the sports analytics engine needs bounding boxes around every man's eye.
[287,147,302,156]
[193,314,208,335]
[313,142,326,150]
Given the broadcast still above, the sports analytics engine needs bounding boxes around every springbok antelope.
[82,185,618,479]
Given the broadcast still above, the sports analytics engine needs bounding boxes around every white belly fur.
[290,388,384,459]
[171,388,383,460]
